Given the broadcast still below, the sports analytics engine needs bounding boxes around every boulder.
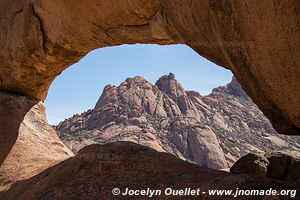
[230,153,269,176]
[231,152,300,182]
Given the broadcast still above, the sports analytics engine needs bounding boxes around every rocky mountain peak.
[155,73,198,115]
[123,76,148,87]
[155,73,186,98]
[227,76,248,98]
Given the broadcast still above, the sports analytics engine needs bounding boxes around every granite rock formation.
[0,91,73,192]
[57,74,228,169]
[55,74,300,168]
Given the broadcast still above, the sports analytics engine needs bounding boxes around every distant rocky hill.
[55,74,300,169]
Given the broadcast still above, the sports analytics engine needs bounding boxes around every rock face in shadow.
[56,75,300,167]
[0,92,73,192]
[231,152,300,182]
[1,142,299,200]
[227,77,248,98]
[0,0,299,134]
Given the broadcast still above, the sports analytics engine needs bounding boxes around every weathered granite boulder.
[231,152,300,182]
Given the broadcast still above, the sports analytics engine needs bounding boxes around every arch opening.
[45,44,300,170]
[45,44,232,124]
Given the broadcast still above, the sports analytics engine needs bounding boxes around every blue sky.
[45,44,232,125]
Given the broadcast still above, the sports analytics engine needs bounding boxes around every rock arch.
[0,0,299,191]
[0,0,299,134]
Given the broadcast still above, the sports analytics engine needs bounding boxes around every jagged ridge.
[55,74,300,169]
